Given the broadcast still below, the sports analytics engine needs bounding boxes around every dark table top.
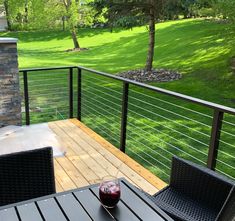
[0,178,174,221]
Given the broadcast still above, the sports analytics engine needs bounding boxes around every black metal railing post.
[69,67,73,118]
[120,82,129,152]
[77,68,82,121]
[207,110,224,170]
[23,71,30,125]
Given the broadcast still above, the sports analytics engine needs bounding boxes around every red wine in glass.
[99,177,121,208]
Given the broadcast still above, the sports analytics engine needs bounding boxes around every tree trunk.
[62,16,65,31]
[24,0,28,24]
[145,6,155,72]
[63,0,81,49]
[71,28,80,49]
[3,0,11,30]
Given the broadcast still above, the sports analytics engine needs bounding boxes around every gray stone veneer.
[0,38,21,127]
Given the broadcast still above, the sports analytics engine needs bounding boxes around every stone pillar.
[0,38,21,127]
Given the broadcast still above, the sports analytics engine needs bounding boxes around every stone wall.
[0,38,21,127]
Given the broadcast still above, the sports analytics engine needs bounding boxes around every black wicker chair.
[216,186,235,221]
[0,147,56,206]
[149,156,235,221]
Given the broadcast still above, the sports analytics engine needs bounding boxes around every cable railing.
[19,66,235,182]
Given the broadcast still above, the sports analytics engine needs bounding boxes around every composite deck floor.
[49,119,167,195]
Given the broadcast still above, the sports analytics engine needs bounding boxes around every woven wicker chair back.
[0,147,55,206]
[170,156,234,211]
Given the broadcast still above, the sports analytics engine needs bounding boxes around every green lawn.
[1,18,235,181]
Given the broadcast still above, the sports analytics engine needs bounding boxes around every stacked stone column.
[0,38,21,127]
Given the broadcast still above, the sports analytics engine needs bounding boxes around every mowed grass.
[1,18,235,181]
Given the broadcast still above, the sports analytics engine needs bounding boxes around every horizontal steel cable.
[30,106,68,111]
[82,96,120,120]
[27,76,69,83]
[216,168,235,180]
[127,119,208,157]
[129,95,211,128]
[131,89,212,119]
[218,149,235,159]
[83,79,122,102]
[128,100,211,139]
[129,112,207,156]
[220,129,235,138]
[29,92,69,97]
[29,87,69,93]
[83,90,121,112]
[82,108,120,143]
[126,136,171,170]
[82,103,119,132]
[126,130,172,164]
[84,75,123,96]
[82,92,121,115]
[219,139,235,148]
[29,87,69,95]
[29,96,69,102]
[29,105,69,110]
[28,82,68,88]
[128,107,209,148]
[26,71,68,75]
[223,120,235,127]
[29,111,68,116]
[82,102,120,134]
[27,79,68,85]
[31,109,68,119]
[82,86,121,105]
[216,159,235,170]
[127,119,206,165]
[30,107,69,114]
[127,148,170,178]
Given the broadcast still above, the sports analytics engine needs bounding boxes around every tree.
[94,0,176,72]
[63,0,80,49]
[2,0,12,30]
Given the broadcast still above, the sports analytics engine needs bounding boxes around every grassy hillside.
[1,18,235,108]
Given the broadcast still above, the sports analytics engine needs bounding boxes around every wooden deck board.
[48,119,167,195]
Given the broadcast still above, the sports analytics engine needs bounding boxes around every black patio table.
[0,178,174,221]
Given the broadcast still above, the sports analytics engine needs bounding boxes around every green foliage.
[65,0,79,29]
[3,0,99,31]
[197,7,215,17]
[4,0,65,30]
[177,0,215,18]
[93,0,171,28]
[78,0,105,27]
[214,0,235,23]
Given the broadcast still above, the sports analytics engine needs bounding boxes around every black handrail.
[19,66,235,174]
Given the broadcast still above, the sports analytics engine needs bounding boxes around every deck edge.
[70,119,167,190]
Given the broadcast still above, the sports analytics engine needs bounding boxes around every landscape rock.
[116,69,182,83]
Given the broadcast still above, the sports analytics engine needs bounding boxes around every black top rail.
[20,65,235,115]
[19,66,77,72]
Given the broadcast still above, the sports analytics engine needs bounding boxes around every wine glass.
[99,176,121,208]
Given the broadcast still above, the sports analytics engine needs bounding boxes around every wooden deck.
[49,119,167,195]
